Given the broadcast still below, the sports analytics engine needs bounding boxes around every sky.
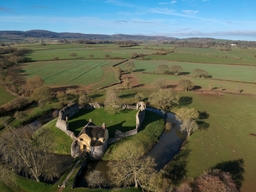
[0,0,256,41]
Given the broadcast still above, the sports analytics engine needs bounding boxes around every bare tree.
[135,92,144,101]
[0,164,16,187]
[180,119,198,137]
[178,80,194,91]
[31,86,53,103]
[236,87,243,93]
[104,89,121,114]
[154,79,166,89]
[157,64,169,74]
[23,76,44,95]
[149,89,179,111]
[78,93,91,106]
[170,65,183,76]
[0,125,59,182]
[176,182,192,192]
[105,54,110,59]
[86,170,106,188]
[139,53,145,60]
[123,77,130,89]
[107,150,156,189]
[70,53,77,59]
[195,170,238,192]
[193,68,210,78]
[89,54,94,59]
[175,108,199,121]
[124,62,136,73]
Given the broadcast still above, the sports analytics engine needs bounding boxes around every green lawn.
[22,60,118,88]
[178,92,256,192]
[0,86,16,106]
[68,108,137,137]
[128,60,256,83]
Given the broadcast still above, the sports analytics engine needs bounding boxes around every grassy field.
[132,73,256,95]
[22,60,118,89]
[145,46,256,65]
[0,86,16,106]
[176,92,256,192]
[125,60,256,83]
[68,108,137,137]
[20,43,156,61]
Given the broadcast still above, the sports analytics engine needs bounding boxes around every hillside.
[0,30,178,42]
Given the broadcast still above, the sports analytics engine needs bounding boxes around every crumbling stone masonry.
[71,119,109,160]
[108,101,146,144]
[56,103,79,139]
[56,101,146,159]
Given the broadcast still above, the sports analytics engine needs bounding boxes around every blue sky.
[0,0,256,41]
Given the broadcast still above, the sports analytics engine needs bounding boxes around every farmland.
[176,92,256,192]
[1,41,256,192]
[22,60,119,89]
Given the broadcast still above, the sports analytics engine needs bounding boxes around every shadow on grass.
[212,159,245,189]
[133,69,146,72]
[68,109,95,136]
[193,85,202,90]
[119,93,137,98]
[139,110,163,132]
[164,145,190,186]
[90,93,103,99]
[68,119,88,136]
[196,120,210,131]
[179,72,190,76]
[166,85,177,89]
[107,120,134,138]
[132,84,145,88]
[199,111,209,119]
[179,96,193,106]
[51,85,80,92]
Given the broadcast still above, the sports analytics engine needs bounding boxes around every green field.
[22,60,118,89]
[146,46,256,65]
[68,108,137,137]
[125,60,256,83]
[177,92,256,192]
[0,86,16,106]
[21,43,157,61]
[133,73,256,95]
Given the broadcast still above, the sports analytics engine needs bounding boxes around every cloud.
[0,6,11,12]
[167,30,256,38]
[182,10,199,14]
[116,20,128,23]
[159,1,177,4]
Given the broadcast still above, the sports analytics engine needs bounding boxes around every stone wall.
[55,103,79,139]
[108,101,146,144]
[89,138,108,160]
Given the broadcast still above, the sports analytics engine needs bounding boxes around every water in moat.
[77,124,186,187]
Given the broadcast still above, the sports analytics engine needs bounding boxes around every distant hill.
[0,30,178,42]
